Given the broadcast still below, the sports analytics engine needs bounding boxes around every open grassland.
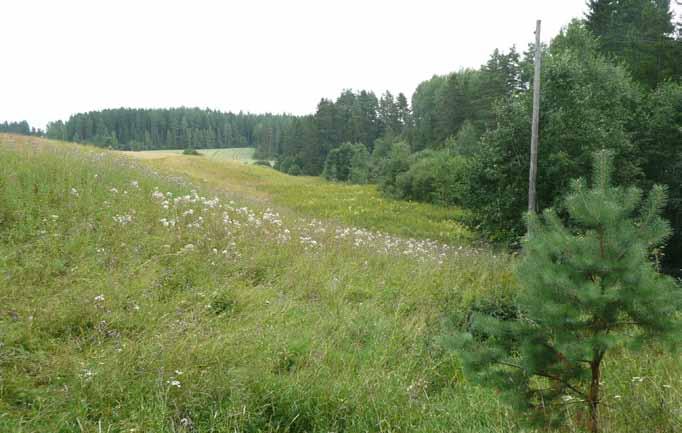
[1,134,680,433]
[131,147,257,163]
[133,151,473,245]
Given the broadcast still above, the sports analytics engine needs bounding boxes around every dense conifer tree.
[586,0,681,87]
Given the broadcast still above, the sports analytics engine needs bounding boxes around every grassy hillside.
[131,151,473,245]
[1,134,680,432]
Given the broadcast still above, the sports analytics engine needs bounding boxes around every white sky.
[2,0,671,129]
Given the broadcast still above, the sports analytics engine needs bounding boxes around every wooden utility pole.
[528,19,542,213]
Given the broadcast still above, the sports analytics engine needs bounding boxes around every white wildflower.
[113,214,133,225]
[159,218,176,228]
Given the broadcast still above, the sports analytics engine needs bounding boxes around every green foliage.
[252,159,272,167]
[465,22,643,241]
[273,115,321,175]
[287,163,302,176]
[349,144,370,184]
[0,120,43,136]
[444,120,481,157]
[586,0,681,88]
[322,142,370,184]
[394,150,469,206]
[322,143,353,181]
[274,156,301,175]
[374,141,411,197]
[50,107,294,152]
[270,89,410,177]
[451,151,681,431]
[410,47,523,151]
[182,147,201,156]
[636,81,682,269]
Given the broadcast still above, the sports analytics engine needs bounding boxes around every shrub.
[275,157,297,174]
[349,144,370,184]
[375,141,411,196]
[395,150,469,205]
[322,142,370,184]
[287,164,302,176]
[444,120,481,157]
[183,147,201,156]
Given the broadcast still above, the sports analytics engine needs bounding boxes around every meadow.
[135,151,473,245]
[131,148,257,163]
[1,133,680,432]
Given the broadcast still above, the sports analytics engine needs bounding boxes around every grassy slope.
[137,152,473,245]
[1,134,680,433]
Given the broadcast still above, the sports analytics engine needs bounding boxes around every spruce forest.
[1,1,681,432]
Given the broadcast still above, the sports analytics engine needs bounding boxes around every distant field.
[133,147,257,163]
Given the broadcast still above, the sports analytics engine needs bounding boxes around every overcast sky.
[2,0,674,129]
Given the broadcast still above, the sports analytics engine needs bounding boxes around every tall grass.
[0,134,679,432]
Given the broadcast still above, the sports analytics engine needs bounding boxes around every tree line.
[44,108,295,151]
[0,121,43,136]
[262,48,524,175]
[264,90,412,175]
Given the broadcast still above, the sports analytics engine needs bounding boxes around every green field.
[136,150,473,244]
[1,134,680,433]
[135,147,257,163]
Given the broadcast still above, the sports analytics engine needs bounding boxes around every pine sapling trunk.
[587,357,602,433]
